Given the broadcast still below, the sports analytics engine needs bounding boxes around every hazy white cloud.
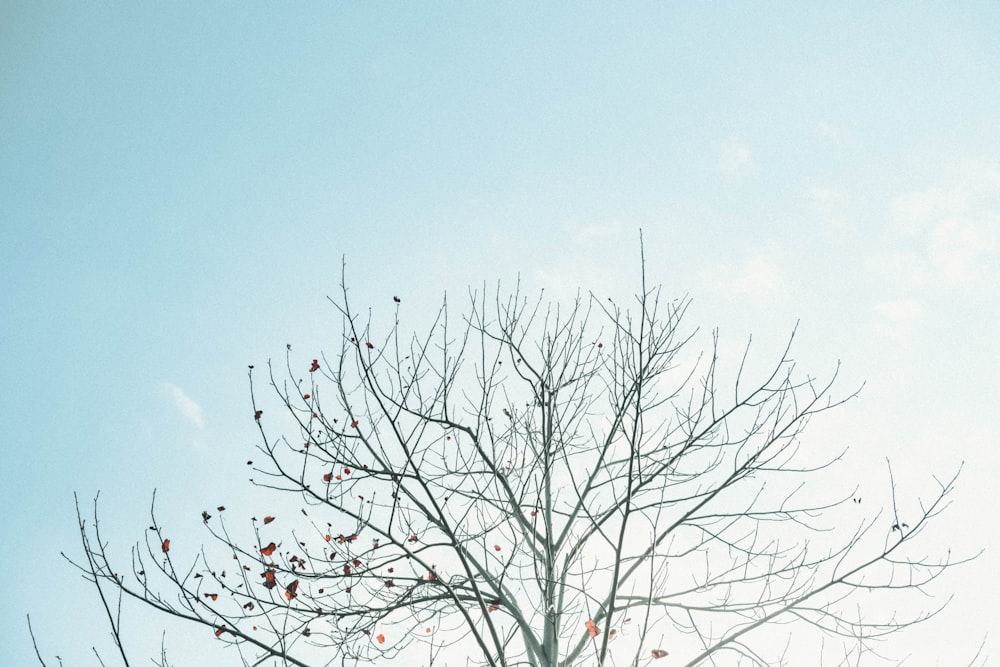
[704,245,786,297]
[884,160,1000,287]
[806,186,843,207]
[806,185,854,237]
[929,217,997,285]
[162,383,205,429]
[717,138,755,177]
[815,121,857,149]
[865,250,928,290]
[561,218,623,243]
[873,298,924,348]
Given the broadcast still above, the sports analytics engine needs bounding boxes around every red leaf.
[261,542,277,556]
[263,516,275,525]
[344,467,351,474]
[161,539,170,553]
[285,579,299,600]
[217,506,226,512]
[651,649,668,659]
[263,569,277,589]
[376,633,385,644]
[494,544,501,551]
[585,619,600,638]
[309,359,320,372]
[204,593,219,601]
[365,342,374,349]
[303,393,310,399]
[215,626,225,637]
[350,420,359,428]
[323,472,333,482]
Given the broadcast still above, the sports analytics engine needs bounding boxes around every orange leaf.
[365,342,374,349]
[376,633,385,644]
[161,539,170,553]
[215,626,225,637]
[285,579,299,600]
[585,619,600,638]
[263,569,277,589]
[325,534,332,542]
[261,542,277,556]
[263,516,275,525]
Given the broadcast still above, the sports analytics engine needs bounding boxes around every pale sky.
[2,3,998,664]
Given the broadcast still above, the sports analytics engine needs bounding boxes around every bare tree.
[52,266,974,666]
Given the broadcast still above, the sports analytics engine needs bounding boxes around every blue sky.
[2,3,998,664]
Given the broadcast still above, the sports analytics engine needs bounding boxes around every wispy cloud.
[717,138,755,177]
[806,185,854,237]
[885,160,1000,287]
[815,121,858,150]
[873,298,924,349]
[561,218,623,244]
[703,244,786,298]
[865,250,927,290]
[928,217,997,285]
[162,383,205,429]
